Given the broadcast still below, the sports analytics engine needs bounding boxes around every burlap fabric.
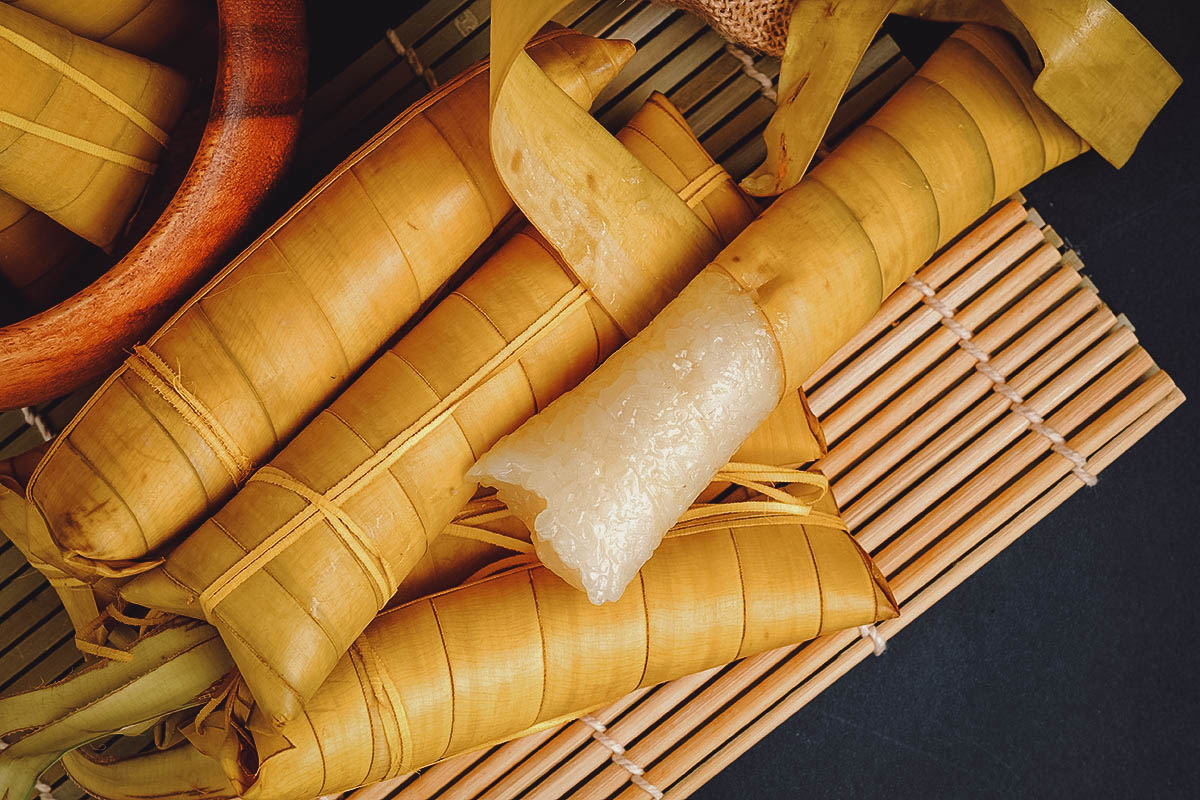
[660,0,792,55]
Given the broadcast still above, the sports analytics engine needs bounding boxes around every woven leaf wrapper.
[659,0,1179,195]
[0,2,188,249]
[473,24,1094,604]
[3,0,202,56]
[63,498,896,800]
[0,466,133,660]
[121,92,768,724]
[21,30,632,590]
[0,0,199,317]
[0,189,85,312]
[0,443,823,800]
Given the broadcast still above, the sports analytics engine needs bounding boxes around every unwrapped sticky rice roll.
[471,268,782,603]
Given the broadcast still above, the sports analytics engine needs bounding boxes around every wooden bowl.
[0,0,307,409]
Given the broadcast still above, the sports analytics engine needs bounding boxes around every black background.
[301,2,1200,797]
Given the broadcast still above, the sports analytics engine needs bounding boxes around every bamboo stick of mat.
[836,300,1116,514]
[498,668,726,800]
[851,333,1147,550]
[473,689,655,800]
[874,347,1151,565]
[342,199,1180,799]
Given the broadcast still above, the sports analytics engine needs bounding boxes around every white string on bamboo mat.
[579,714,665,799]
[725,44,778,102]
[385,28,438,90]
[858,624,887,656]
[34,782,57,800]
[905,273,1098,487]
[452,8,481,37]
[21,406,54,441]
[0,738,7,750]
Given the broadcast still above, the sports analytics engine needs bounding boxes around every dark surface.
[698,3,1200,798]
[298,2,1200,797]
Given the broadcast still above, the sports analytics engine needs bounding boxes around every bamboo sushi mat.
[0,2,1184,798]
